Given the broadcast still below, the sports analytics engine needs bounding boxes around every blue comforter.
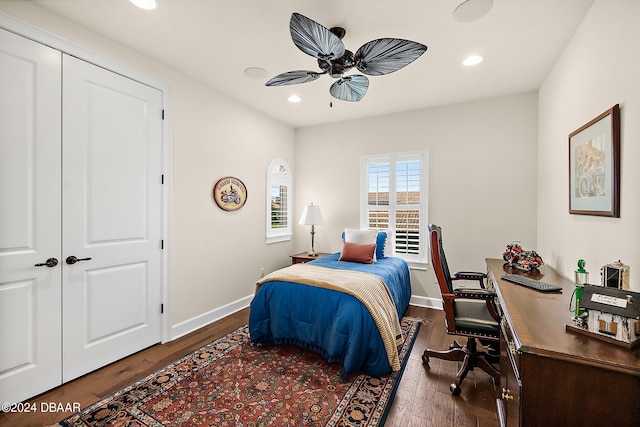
[249,253,411,379]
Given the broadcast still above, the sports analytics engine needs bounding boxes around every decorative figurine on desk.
[571,259,589,323]
[569,284,640,347]
[503,242,544,272]
[600,260,630,289]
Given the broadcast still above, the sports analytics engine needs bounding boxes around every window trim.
[266,158,292,244]
[360,150,429,268]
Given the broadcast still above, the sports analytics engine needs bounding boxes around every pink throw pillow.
[339,241,376,264]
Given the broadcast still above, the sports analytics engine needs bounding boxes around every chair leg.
[451,352,473,395]
[475,351,500,385]
[423,337,499,396]
[422,346,467,364]
[450,339,463,350]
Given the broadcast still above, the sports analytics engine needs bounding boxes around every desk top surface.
[486,258,640,375]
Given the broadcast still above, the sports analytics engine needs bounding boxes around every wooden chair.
[422,224,500,395]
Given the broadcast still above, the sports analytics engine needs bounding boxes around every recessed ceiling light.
[244,67,268,79]
[288,95,302,103]
[130,0,157,10]
[453,0,493,23]
[463,55,484,66]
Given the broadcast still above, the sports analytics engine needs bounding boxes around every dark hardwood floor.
[1,305,498,427]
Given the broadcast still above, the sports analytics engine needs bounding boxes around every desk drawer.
[500,317,520,379]
[499,319,522,427]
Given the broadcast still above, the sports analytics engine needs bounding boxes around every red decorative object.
[503,242,543,272]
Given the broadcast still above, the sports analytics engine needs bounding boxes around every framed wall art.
[213,176,247,211]
[568,104,620,217]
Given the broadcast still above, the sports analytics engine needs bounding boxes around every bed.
[249,231,412,379]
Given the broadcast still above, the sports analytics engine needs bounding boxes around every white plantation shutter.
[266,159,292,243]
[395,159,421,256]
[362,151,428,265]
[367,162,390,230]
[270,184,288,229]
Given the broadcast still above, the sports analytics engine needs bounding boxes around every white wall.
[295,92,539,301]
[6,0,635,329]
[538,0,640,290]
[0,3,297,331]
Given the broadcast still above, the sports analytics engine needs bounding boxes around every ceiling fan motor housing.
[329,26,346,39]
[318,49,355,78]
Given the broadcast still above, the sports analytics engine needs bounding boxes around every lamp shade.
[299,203,323,225]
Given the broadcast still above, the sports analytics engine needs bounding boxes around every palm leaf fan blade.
[289,13,345,61]
[329,75,369,102]
[265,70,321,86]
[355,38,427,76]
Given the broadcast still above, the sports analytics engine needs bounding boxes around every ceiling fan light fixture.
[453,0,493,23]
[130,0,157,10]
[463,55,484,66]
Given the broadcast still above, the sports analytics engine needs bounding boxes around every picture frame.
[569,104,620,217]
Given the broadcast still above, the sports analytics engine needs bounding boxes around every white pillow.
[344,228,379,261]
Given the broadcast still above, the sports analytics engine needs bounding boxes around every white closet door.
[0,30,63,403]
[61,55,163,381]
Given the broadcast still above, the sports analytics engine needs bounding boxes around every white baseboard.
[170,294,253,341]
[409,295,443,310]
[170,293,441,341]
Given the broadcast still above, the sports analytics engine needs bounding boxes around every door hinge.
[161,303,164,314]
[161,239,164,249]
[161,174,164,184]
[162,109,165,120]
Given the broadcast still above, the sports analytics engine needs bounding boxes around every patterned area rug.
[59,319,419,427]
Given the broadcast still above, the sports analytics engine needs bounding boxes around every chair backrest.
[429,224,454,295]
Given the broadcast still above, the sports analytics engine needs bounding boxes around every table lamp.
[299,203,323,256]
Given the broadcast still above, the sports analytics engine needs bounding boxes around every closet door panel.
[0,29,62,404]
[61,55,163,382]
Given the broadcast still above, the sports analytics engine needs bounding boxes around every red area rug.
[59,318,419,426]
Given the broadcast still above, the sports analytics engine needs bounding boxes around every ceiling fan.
[265,13,428,102]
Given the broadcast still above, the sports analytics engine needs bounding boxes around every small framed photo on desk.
[568,104,620,217]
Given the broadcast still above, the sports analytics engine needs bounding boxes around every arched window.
[266,158,292,243]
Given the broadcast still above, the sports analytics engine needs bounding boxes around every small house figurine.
[577,285,640,348]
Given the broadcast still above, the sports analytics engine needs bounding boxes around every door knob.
[66,256,92,265]
[35,258,59,267]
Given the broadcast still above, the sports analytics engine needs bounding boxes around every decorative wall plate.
[213,176,247,211]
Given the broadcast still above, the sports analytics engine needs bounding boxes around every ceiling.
[29,0,595,128]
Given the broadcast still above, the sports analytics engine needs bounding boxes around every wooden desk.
[486,258,640,427]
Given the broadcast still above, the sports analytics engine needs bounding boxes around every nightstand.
[290,252,331,265]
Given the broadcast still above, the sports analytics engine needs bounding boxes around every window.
[361,151,428,266]
[266,158,292,243]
